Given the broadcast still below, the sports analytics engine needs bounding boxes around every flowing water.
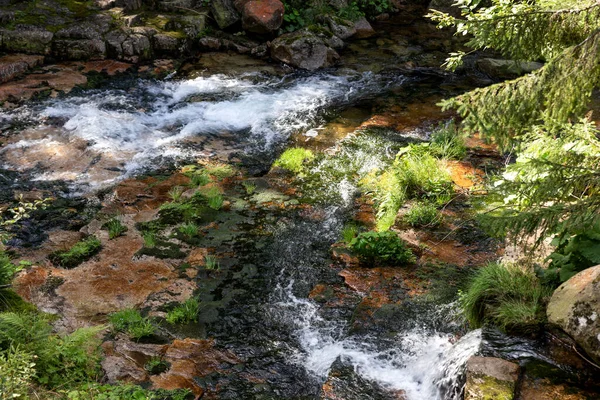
[0,62,487,398]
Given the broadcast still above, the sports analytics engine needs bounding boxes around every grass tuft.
[109,309,155,341]
[49,236,102,268]
[273,148,315,174]
[165,297,200,325]
[106,218,127,240]
[404,202,441,227]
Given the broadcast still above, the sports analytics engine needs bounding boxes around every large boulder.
[476,58,543,80]
[0,54,44,83]
[326,16,356,40]
[211,0,240,29]
[353,17,376,38]
[241,0,284,34]
[464,356,519,400]
[547,265,600,365]
[0,27,54,55]
[270,30,339,70]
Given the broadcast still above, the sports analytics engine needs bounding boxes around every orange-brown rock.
[242,0,284,34]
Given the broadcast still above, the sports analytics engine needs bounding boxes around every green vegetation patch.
[109,309,156,341]
[404,202,441,227]
[104,218,127,240]
[350,231,415,265]
[165,297,200,325]
[460,263,553,333]
[49,236,102,268]
[273,148,315,174]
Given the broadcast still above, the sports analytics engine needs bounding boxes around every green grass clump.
[168,186,185,202]
[273,148,315,174]
[205,163,236,180]
[64,384,192,400]
[204,255,220,270]
[460,263,553,333]
[165,297,200,325]
[194,186,224,210]
[144,357,170,375]
[109,309,155,341]
[0,252,21,287]
[105,218,127,240]
[350,231,416,265]
[143,232,157,249]
[429,120,467,160]
[341,223,359,244]
[178,222,199,238]
[189,170,211,187]
[49,236,102,268]
[404,202,441,227]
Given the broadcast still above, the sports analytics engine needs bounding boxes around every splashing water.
[0,72,403,192]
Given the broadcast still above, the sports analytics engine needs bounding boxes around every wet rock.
[476,58,543,80]
[270,30,339,70]
[211,0,241,29]
[157,0,195,12]
[118,0,142,11]
[320,357,401,399]
[353,17,376,39]
[0,27,54,55]
[465,356,519,400]
[327,17,356,40]
[106,30,152,62]
[547,265,600,365]
[241,0,284,34]
[517,377,588,400]
[152,33,183,57]
[102,340,168,383]
[53,39,107,61]
[0,54,44,83]
[165,15,207,39]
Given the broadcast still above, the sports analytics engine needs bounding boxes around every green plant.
[195,186,224,210]
[539,225,600,287]
[429,120,467,160]
[168,186,185,202]
[106,218,127,240]
[404,202,441,227]
[165,297,200,325]
[242,181,257,195]
[109,309,155,341]
[207,193,224,210]
[65,383,192,400]
[144,357,170,375]
[0,196,51,244]
[0,312,102,388]
[460,263,553,332]
[338,3,364,20]
[0,345,35,399]
[205,163,236,180]
[0,253,21,287]
[204,255,219,270]
[273,147,315,174]
[189,170,211,187]
[341,224,359,244]
[352,0,390,18]
[178,222,199,238]
[49,236,102,268]
[350,231,415,264]
[143,232,157,249]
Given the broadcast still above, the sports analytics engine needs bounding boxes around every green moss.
[49,236,102,268]
[273,148,315,174]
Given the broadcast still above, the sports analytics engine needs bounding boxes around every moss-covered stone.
[465,356,519,400]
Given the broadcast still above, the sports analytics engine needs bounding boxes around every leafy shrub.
[166,298,200,325]
[350,231,415,264]
[0,312,102,388]
[144,357,170,375]
[65,384,192,400]
[273,148,315,174]
[49,236,102,268]
[0,252,21,287]
[460,263,553,332]
[338,3,364,20]
[352,0,390,18]
[0,345,35,399]
[404,202,441,227]
[109,309,155,341]
[540,227,600,287]
[105,218,127,240]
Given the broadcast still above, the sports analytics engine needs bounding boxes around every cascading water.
[1,70,483,398]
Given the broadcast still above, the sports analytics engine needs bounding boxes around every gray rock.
[465,356,519,400]
[353,17,375,38]
[547,265,600,365]
[270,30,339,70]
[211,0,240,29]
[165,15,207,39]
[152,33,182,56]
[157,0,195,12]
[476,58,543,80]
[117,0,142,11]
[52,39,107,60]
[327,16,356,40]
[0,28,54,55]
[328,0,348,10]
[105,29,152,62]
[0,10,15,25]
